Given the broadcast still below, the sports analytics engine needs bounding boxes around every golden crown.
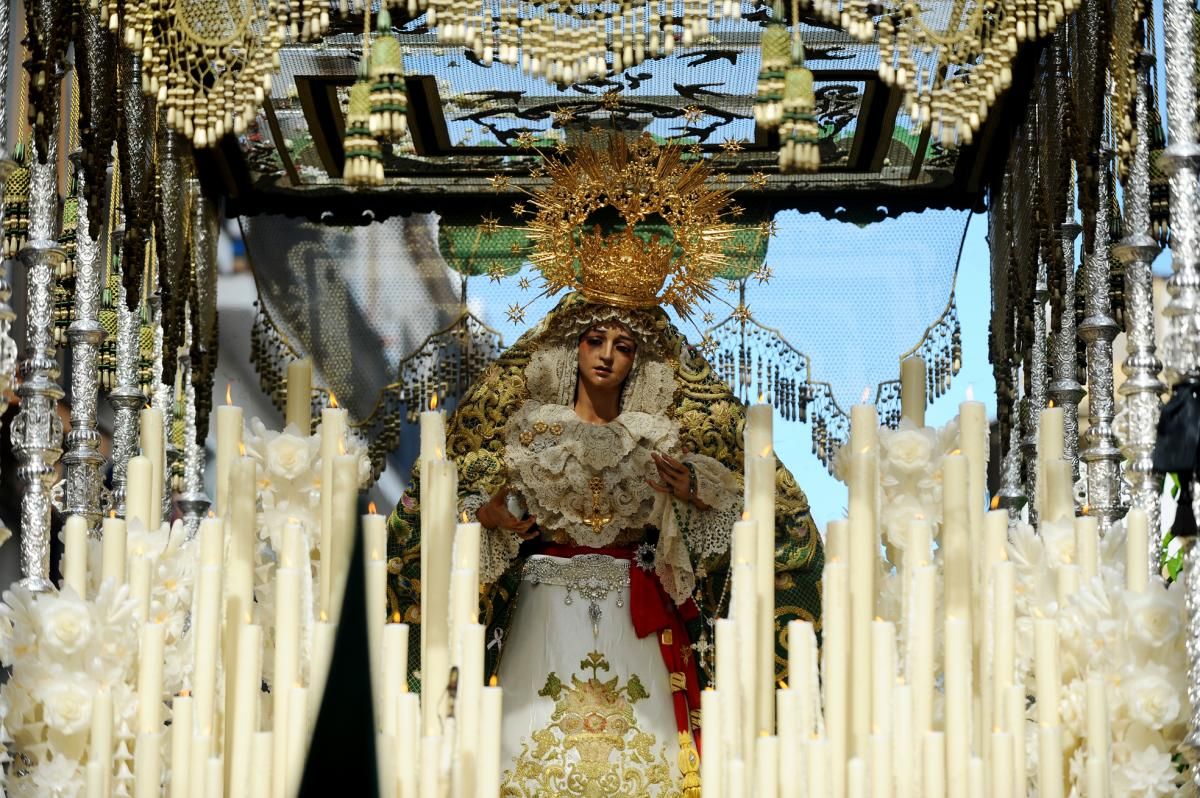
[522,134,735,318]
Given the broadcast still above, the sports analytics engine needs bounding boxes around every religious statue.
[386,135,824,796]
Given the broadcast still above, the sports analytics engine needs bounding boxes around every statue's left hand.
[648,452,711,510]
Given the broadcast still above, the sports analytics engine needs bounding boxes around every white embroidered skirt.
[497,553,684,797]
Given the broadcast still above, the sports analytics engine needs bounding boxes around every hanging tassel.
[677,731,701,798]
[345,76,385,187]
[2,145,30,260]
[369,8,409,140]
[753,2,790,129]
[777,33,818,173]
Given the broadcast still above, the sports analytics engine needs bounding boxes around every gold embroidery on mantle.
[499,651,683,798]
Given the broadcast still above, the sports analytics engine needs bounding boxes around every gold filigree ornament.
[99,0,302,149]
[517,134,736,321]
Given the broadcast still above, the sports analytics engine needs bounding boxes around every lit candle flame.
[777,679,787,689]
[329,392,339,409]
[990,495,1000,510]
[760,445,772,457]
[109,509,117,519]
[461,511,469,523]
[1081,504,1090,516]
[758,392,765,404]
[434,447,443,460]
[860,386,871,404]
[338,439,346,456]
[179,690,191,698]
[430,392,439,411]
[225,383,232,405]
[741,510,751,521]
[392,611,401,623]
[966,384,974,401]
[368,502,377,514]
[238,442,246,457]
[489,675,499,687]
[1047,399,1055,409]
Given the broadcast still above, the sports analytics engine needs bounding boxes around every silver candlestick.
[1160,0,1200,772]
[1113,52,1166,576]
[1048,181,1085,481]
[107,237,145,519]
[1021,256,1051,523]
[1079,145,1127,531]
[12,135,64,592]
[0,0,14,182]
[176,313,209,537]
[59,154,109,530]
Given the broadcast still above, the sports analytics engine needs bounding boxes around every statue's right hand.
[477,487,538,540]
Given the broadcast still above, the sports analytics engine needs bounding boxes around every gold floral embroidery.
[500,651,683,798]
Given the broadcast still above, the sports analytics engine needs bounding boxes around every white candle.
[139,407,165,531]
[731,561,757,763]
[959,401,988,585]
[318,403,348,616]
[1075,515,1099,579]
[192,564,223,740]
[382,623,410,734]
[396,693,420,798]
[169,694,193,798]
[983,510,1008,574]
[967,757,984,798]
[137,623,165,733]
[250,732,273,798]
[746,447,776,735]
[755,734,779,798]
[287,685,310,794]
[715,619,742,765]
[190,737,210,798]
[86,761,104,798]
[1126,507,1150,592]
[871,621,895,737]
[205,756,223,798]
[1056,564,1080,605]
[90,688,113,797]
[701,690,723,798]
[923,732,945,798]
[1045,460,1075,524]
[892,683,913,798]
[787,620,818,736]
[942,455,970,620]
[134,731,161,798]
[420,735,440,798]
[806,738,829,798]
[847,756,867,798]
[454,622,485,798]
[745,401,774,460]
[63,514,89,597]
[908,518,932,567]
[130,555,152,622]
[101,514,127,586]
[421,457,457,736]
[1034,618,1060,727]
[285,358,313,432]
[848,448,877,755]
[476,684,502,798]
[900,356,926,426]
[214,400,243,516]
[272,567,301,798]
[1006,685,1027,797]
[991,730,1013,798]
[1038,725,1064,798]
[227,457,257,625]
[826,519,849,564]
[910,566,936,746]
[228,624,262,798]
[1038,406,1065,465]
[199,515,223,567]
[366,508,388,723]
[869,734,891,798]
[822,562,850,798]
[330,453,360,621]
[727,759,746,798]
[419,404,447,468]
[849,401,879,454]
[992,562,1016,719]
[1086,673,1109,798]
[126,453,154,532]
[943,617,970,798]
[311,620,336,712]
[452,518,481,574]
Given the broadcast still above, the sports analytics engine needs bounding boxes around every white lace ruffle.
[460,491,524,585]
[505,401,679,548]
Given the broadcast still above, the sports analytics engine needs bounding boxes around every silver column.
[1048,183,1085,480]
[13,134,64,591]
[1021,256,1050,523]
[177,312,209,537]
[107,236,145,519]
[1078,146,1127,531]
[0,0,15,181]
[59,155,109,529]
[1113,52,1166,574]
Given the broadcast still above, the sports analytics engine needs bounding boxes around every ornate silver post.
[148,295,174,522]
[13,135,65,592]
[59,155,109,529]
[1079,145,1127,530]
[1021,257,1050,522]
[1113,52,1166,574]
[0,0,15,182]
[1160,0,1200,772]
[1048,181,1085,480]
[176,312,209,537]
[107,249,145,519]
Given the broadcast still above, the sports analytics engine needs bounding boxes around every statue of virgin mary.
[386,136,824,796]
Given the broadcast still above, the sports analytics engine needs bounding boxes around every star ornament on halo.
[553,107,577,126]
[489,174,511,192]
[487,262,506,283]
[505,303,527,324]
[515,131,537,150]
[697,334,719,355]
[748,171,768,190]
[480,214,501,235]
[732,303,753,323]
[682,105,705,124]
[753,264,774,284]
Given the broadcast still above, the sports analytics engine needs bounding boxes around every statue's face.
[577,323,637,393]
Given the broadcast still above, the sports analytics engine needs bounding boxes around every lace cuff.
[459,492,524,585]
[681,454,742,561]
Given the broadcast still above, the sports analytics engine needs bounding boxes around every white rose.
[1124,586,1182,648]
[880,427,936,480]
[39,680,94,735]
[1121,663,1183,730]
[35,593,93,657]
[1112,745,1180,797]
[267,433,314,481]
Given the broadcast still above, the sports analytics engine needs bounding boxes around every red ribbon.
[538,543,703,750]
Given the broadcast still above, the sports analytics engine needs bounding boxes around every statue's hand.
[477,487,539,539]
[648,453,711,510]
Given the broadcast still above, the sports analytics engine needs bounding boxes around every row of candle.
[700,356,1153,797]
